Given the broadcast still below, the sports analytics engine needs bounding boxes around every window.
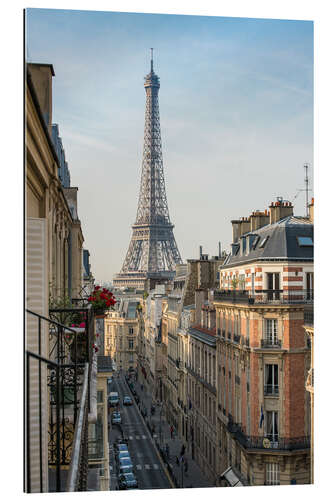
[265,319,279,346]
[266,463,280,485]
[252,235,260,250]
[128,339,133,349]
[265,411,278,443]
[264,364,279,395]
[259,235,269,248]
[297,236,313,247]
[129,327,134,335]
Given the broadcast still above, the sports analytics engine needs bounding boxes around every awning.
[220,466,244,487]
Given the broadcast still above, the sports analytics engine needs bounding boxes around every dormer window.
[297,236,313,247]
[259,236,269,248]
[231,243,240,256]
[252,235,260,250]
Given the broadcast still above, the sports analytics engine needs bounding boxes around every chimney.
[231,220,242,243]
[195,289,207,325]
[199,245,203,259]
[269,198,293,224]
[27,63,55,136]
[309,197,314,223]
[218,241,222,258]
[239,217,251,237]
[250,210,270,231]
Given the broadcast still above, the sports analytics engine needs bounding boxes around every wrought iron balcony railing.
[25,303,94,493]
[227,423,310,451]
[260,338,282,349]
[214,289,314,305]
[264,384,279,396]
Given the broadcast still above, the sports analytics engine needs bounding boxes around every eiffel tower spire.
[114,51,182,289]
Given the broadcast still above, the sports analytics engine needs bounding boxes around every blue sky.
[26,9,313,281]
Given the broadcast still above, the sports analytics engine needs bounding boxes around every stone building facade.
[104,298,141,372]
[215,200,313,486]
[25,62,91,492]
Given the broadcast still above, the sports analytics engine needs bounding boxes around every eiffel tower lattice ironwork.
[114,50,182,289]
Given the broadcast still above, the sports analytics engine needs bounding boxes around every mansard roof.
[223,215,313,268]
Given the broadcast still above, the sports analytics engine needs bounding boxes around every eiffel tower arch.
[114,50,182,290]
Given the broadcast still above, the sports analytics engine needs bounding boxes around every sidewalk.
[126,376,213,489]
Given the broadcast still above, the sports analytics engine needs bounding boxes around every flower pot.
[68,328,87,363]
[93,308,106,316]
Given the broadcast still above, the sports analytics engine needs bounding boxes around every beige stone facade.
[104,298,142,372]
[25,63,91,492]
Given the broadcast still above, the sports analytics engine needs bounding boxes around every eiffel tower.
[113,50,182,290]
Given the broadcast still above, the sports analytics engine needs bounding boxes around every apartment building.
[142,285,168,397]
[187,290,218,483]
[215,199,313,486]
[164,292,183,430]
[25,63,98,492]
[104,298,141,372]
[161,254,223,481]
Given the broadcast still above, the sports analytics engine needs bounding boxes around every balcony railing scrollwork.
[214,289,314,305]
[25,303,94,493]
[261,338,282,349]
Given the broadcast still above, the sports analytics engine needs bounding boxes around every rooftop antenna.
[304,163,309,217]
[150,48,154,72]
[290,164,312,215]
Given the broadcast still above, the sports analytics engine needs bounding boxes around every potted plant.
[87,285,116,315]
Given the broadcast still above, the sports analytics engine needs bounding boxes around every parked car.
[115,442,128,453]
[118,457,133,474]
[116,450,131,462]
[111,412,122,424]
[123,396,133,406]
[108,392,119,407]
[118,472,138,490]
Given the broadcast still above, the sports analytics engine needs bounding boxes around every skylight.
[297,236,313,247]
[259,236,269,248]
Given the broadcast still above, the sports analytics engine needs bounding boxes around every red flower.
[79,322,86,328]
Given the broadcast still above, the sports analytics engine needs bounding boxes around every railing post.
[56,363,61,492]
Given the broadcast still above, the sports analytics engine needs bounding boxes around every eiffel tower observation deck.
[113,50,182,290]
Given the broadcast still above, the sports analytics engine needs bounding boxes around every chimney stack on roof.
[269,198,293,224]
[250,210,270,231]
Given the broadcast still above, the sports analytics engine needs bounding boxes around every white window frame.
[266,463,280,485]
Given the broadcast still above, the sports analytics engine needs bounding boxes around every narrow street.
[108,374,172,490]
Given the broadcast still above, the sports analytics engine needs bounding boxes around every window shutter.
[25,218,48,492]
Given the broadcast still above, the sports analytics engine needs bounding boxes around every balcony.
[235,375,240,385]
[25,302,96,493]
[214,289,314,306]
[233,429,310,451]
[264,385,279,396]
[260,338,282,349]
[233,334,241,344]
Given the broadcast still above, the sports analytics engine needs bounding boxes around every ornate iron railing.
[226,420,310,450]
[214,289,314,305]
[261,338,282,349]
[264,384,279,396]
[25,304,94,493]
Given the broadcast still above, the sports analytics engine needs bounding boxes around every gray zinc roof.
[224,216,313,267]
